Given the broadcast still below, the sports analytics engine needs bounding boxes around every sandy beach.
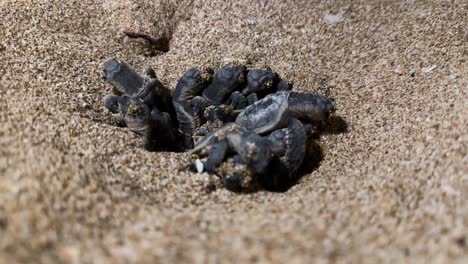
[1,0,467,263]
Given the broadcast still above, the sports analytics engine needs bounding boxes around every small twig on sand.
[122,28,170,52]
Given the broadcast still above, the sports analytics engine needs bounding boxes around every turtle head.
[242,69,278,95]
[120,98,151,133]
[104,95,124,113]
[288,92,336,122]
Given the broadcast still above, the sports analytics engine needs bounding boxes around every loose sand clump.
[1,0,467,263]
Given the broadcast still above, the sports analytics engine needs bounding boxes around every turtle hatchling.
[190,123,273,191]
[236,91,336,135]
[104,59,174,115]
[104,95,183,151]
[101,60,339,192]
[103,60,183,151]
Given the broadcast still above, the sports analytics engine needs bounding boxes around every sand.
[0,0,467,263]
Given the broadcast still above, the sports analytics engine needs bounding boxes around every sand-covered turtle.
[236,91,335,134]
[192,104,239,142]
[172,67,214,135]
[172,65,254,139]
[202,65,247,105]
[101,60,339,191]
[267,118,306,172]
[190,123,272,191]
[104,95,183,151]
[241,68,278,96]
[104,59,174,116]
[190,117,308,191]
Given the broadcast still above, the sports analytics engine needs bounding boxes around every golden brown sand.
[1,0,467,263]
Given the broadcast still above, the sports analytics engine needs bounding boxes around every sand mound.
[1,0,467,263]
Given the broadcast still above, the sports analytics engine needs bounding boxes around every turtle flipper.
[281,118,307,174]
[204,140,229,172]
[142,67,157,79]
[104,60,144,97]
[226,91,248,110]
[227,131,272,175]
[190,123,242,155]
[276,80,293,92]
[173,101,196,135]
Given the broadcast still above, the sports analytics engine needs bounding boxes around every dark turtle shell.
[202,65,247,104]
[235,91,291,134]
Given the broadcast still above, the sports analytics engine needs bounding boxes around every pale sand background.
[1,0,467,263]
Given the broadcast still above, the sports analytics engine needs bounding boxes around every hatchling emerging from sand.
[103,60,185,151]
[191,91,335,191]
[104,95,184,151]
[172,65,249,137]
[102,59,337,191]
[172,65,295,143]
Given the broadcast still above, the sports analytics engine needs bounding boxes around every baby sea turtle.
[172,67,214,135]
[104,59,174,116]
[267,118,306,172]
[242,68,278,94]
[190,123,272,191]
[172,65,251,138]
[202,65,247,105]
[101,60,339,191]
[190,117,308,191]
[236,91,335,134]
[104,95,183,151]
[192,104,239,142]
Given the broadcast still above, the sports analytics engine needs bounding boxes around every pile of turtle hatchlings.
[103,60,337,192]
